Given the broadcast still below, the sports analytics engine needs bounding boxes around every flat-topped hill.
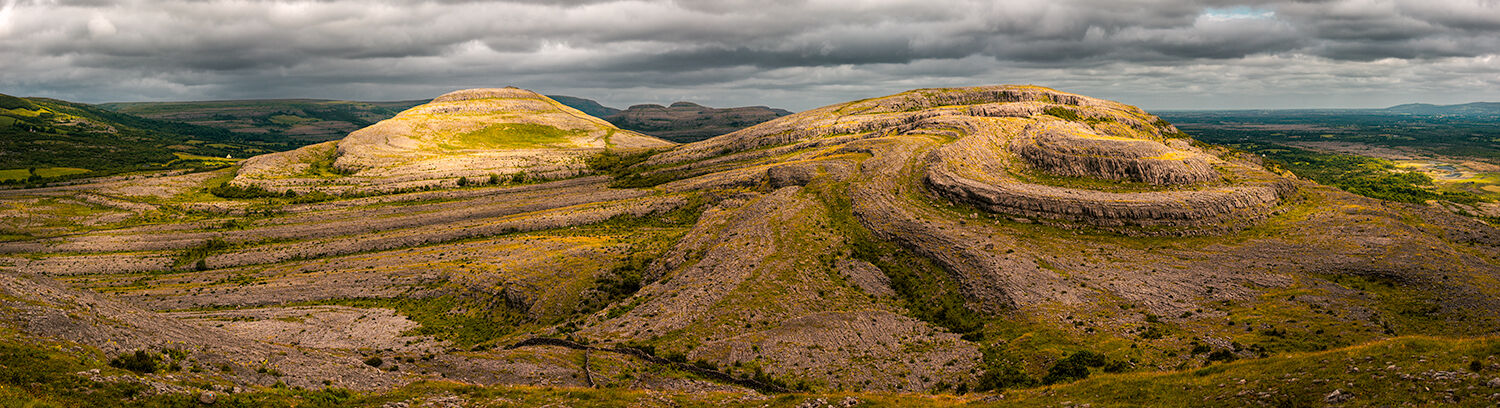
[231,88,673,193]
[645,85,1293,233]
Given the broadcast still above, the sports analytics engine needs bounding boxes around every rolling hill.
[0,93,263,183]
[1383,102,1500,117]
[100,98,428,144]
[230,88,674,194]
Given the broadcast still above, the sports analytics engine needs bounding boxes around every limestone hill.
[231,88,674,193]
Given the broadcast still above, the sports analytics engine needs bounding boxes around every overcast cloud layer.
[1,0,1498,110]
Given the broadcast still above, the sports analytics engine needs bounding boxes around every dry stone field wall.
[1,85,1499,398]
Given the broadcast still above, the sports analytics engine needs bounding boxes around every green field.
[1163,110,1500,208]
[0,167,90,181]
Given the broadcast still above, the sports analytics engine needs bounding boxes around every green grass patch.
[0,167,90,181]
[0,168,27,181]
[1044,106,1082,121]
[268,114,316,126]
[442,123,579,150]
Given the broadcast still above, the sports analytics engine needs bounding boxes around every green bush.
[108,350,160,374]
[1041,350,1107,384]
[1045,106,1083,121]
[209,182,278,199]
[1206,349,1237,363]
[364,356,383,367]
[976,359,1035,391]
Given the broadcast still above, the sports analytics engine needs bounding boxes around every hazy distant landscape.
[1160,105,1500,221]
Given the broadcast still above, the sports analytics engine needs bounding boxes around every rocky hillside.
[2,85,1498,406]
[230,88,674,193]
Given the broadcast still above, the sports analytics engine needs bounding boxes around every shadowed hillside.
[550,95,793,143]
[101,99,428,144]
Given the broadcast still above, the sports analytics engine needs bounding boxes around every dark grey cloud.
[0,0,1497,110]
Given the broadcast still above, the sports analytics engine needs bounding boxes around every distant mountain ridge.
[100,98,429,143]
[1382,102,1500,116]
[548,95,793,143]
[545,95,622,118]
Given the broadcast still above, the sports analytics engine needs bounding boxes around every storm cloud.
[1,0,1497,110]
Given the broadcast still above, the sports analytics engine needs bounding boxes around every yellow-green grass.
[0,167,91,181]
[171,152,242,162]
[268,114,316,125]
[158,167,239,204]
[1,107,47,117]
[383,335,1500,407]
[5,325,1495,408]
[0,169,28,181]
[997,335,1500,407]
[439,123,581,150]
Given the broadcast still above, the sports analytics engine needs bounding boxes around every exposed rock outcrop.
[646,85,1295,233]
[1012,121,1218,185]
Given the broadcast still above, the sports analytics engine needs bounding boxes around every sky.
[1,0,1498,111]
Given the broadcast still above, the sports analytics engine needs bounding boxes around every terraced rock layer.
[647,85,1293,232]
